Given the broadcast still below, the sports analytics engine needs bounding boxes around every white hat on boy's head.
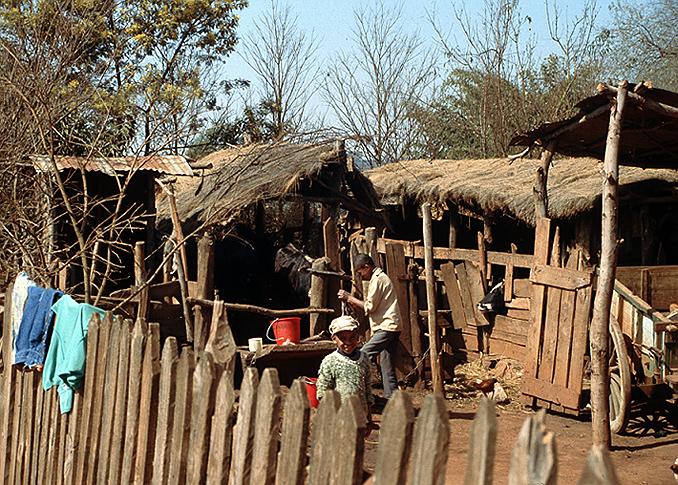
[329,315,359,336]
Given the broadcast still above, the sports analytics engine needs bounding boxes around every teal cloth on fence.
[42,294,106,413]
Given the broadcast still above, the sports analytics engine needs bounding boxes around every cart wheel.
[609,314,632,434]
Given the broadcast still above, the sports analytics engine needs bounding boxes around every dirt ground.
[362,358,678,484]
[362,391,678,485]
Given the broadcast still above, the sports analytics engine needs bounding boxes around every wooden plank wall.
[616,265,678,311]
[376,237,535,379]
[521,218,594,414]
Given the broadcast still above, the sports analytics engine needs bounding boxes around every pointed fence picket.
[0,305,623,485]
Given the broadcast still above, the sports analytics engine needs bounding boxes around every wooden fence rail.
[0,312,619,484]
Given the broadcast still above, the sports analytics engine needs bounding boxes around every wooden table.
[237,341,336,386]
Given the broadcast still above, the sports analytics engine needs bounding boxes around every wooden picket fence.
[0,311,620,484]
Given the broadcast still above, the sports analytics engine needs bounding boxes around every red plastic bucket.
[267,317,301,345]
[303,377,319,408]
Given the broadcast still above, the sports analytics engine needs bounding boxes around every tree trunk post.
[134,241,149,322]
[309,258,329,336]
[365,227,379,267]
[590,80,628,448]
[533,141,556,219]
[448,209,458,249]
[196,233,215,301]
[422,203,443,394]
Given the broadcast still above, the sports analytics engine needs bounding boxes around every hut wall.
[55,169,154,292]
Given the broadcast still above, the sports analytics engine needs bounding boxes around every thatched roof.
[366,157,678,225]
[156,142,344,229]
[30,154,193,176]
[510,82,678,168]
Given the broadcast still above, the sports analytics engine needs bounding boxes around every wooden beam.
[365,227,379,267]
[598,83,678,119]
[422,203,443,394]
[309,258,329,336]
[134,242,149,322]
[324,217,342,319]
[590,80,628,448]
[534,142,556,219]
[408,263,424,389]
[448,211,458,248]
[186,298,335,317]
[530,264,593,291]
[376,238,533,268]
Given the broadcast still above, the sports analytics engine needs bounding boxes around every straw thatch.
[366,157,678,225]
[157,142,343,230]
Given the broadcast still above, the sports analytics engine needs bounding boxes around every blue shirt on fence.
[15,286,63,368]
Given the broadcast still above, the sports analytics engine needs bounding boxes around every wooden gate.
[521,218,594,414]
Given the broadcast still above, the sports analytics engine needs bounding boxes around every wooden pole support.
[196,234,215,301]
[134,242,149,322]
[534,142,556,219]
[422,203,443,394]
[590,80,628,448]
[309,258,329,336]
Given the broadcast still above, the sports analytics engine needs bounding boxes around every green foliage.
[414,0,608,160]
[188,100,276,159]
[0,0,247,157]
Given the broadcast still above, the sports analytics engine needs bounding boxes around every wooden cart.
[608,275,678,433]
[520,220,677,433]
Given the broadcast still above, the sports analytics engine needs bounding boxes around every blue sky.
[222,0,614,121]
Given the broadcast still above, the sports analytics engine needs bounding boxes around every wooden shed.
[27,154,193,292]
[155,141,380,345]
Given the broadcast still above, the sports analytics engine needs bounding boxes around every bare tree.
[425,0,606,158]
[240,0,319,139]
[609,0,678,90]
[322,2,438,167]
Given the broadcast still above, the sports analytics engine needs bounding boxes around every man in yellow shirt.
[338,254,401,398]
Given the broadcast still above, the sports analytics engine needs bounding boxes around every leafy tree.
[0,0,247,300]
[188,100,277,158]
[419,0,608,159]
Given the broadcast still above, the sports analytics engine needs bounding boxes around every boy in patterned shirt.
[316,315,373,416]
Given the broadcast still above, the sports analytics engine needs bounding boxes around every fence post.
[231,367,259,485]
[97,318,121,484]
[308,390,341,485]
[167,347,196,484]
[251,368,283,484]
[577,445,620,485]
[329,395,366,485]
[30,365,45,484]
[374,390,415,485]
[206,370,236,485]
[108,319,133,485]
[152,337,179,485]
[275,379,311,485]
[464,398,497,485]
[187,352,217,484]
[120,318,146,484]
[0,285,14,484]
[508,410,557,485]
[408,394,450,485]
[134,323,161,484]
[85,312,113,484]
